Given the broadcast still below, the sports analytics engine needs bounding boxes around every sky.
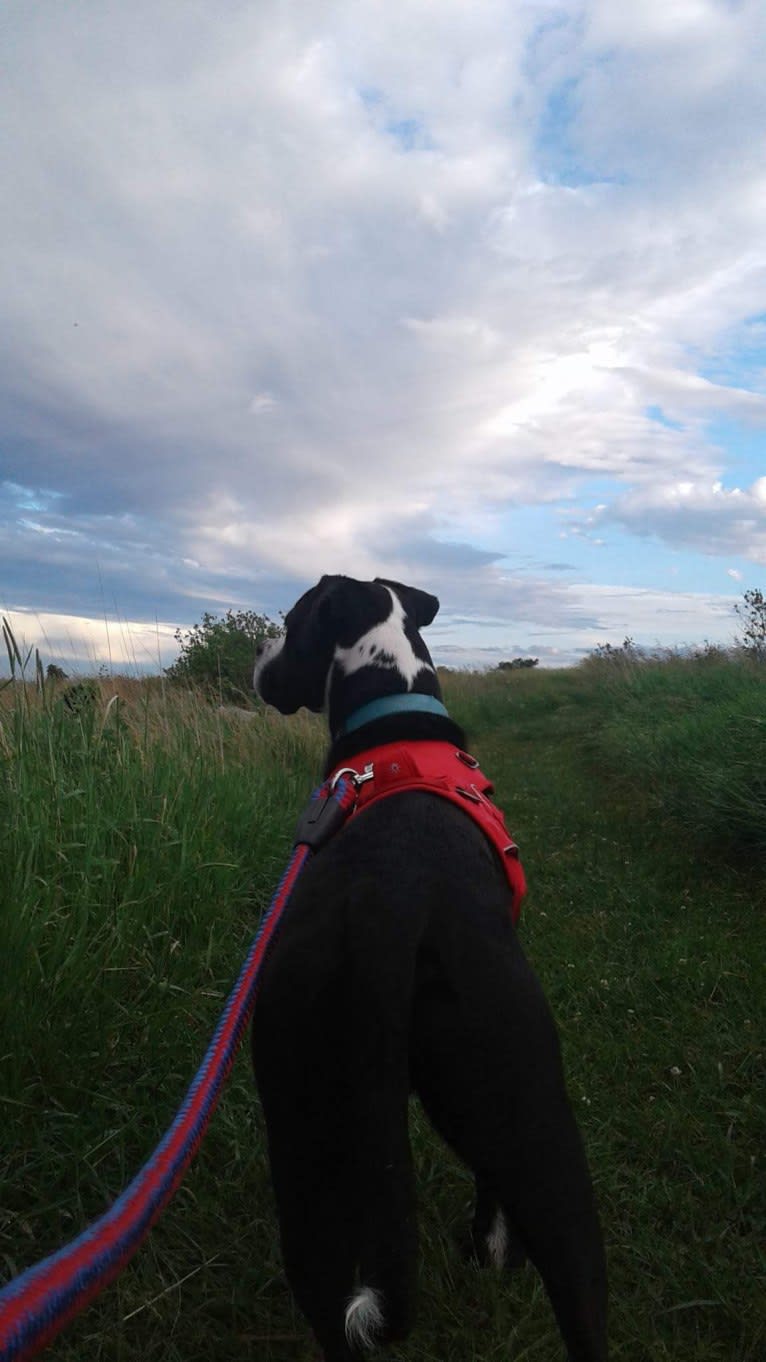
[2,0,765,673]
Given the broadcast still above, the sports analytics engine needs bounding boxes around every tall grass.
[1,649,764,1360]
[443,651,766,860]
[0,671,323,1316]
[578,651,766,858]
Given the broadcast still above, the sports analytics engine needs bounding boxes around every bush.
[734,587,766,660]
[165,608,282,701]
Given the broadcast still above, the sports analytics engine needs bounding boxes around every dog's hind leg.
[252,849,424,1360]
[471,1173,527,1272]
[258,1089,360,1358]
[411,941,608,1362]
[343,879,421,1349]
[253,957,361,1360]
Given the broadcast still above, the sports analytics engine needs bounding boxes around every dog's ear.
[375,578,440,628]
[284,576,335,645]
[255,575,342,714]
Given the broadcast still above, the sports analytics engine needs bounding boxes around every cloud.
[577,0,766,191]
[574,477,766,563]
[0,1,765,663]
[2,607,179,675]
[4,573,739,676]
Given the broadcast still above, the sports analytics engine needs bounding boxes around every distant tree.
[497,657,539,671]
[165,608,283,700]
[46,663,68,681]
[734,588,766,661]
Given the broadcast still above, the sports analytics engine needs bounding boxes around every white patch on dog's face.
[333,587,434,690]
[252,633,284,694]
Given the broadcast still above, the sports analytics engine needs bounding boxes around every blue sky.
[1,0,765,672]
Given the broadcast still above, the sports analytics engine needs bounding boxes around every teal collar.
[338,693,450,737]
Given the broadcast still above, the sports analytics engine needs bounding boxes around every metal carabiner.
[330,762,375,791]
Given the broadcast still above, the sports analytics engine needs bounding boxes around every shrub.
[62,680,99,714]
[734,587,766,660]
[165,608,282,701]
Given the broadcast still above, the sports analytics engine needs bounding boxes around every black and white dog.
[252,575,608,1362]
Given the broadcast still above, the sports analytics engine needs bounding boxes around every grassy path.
[1,672,764,1360]
[459,672,766,1361]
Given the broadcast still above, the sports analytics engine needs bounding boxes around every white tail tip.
[345,1286,385,1351]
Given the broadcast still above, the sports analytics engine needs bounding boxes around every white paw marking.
[486,1209,508,1268]
[345,1286,385,1351]
[334,587,434,690]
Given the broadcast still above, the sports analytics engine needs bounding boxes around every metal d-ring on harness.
[0,774,362,1362]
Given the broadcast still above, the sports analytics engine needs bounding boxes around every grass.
[1,655,764,1360]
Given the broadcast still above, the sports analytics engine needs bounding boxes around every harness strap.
[329,741,526,922]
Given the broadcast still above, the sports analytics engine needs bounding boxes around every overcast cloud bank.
[1,0,765,670]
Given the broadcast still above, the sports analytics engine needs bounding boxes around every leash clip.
[330,762,374,791]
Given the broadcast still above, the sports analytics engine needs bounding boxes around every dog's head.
[253,574,441,735]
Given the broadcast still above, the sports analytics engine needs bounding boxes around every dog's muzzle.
[253,635,284,695]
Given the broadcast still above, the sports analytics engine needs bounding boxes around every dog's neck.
[324,708,467,777]
[338,693,451,736]
[320,600,467,771]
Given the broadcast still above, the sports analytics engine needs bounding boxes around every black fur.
[252,576,608,1361]
[255,575,442,738]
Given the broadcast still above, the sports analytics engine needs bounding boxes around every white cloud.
[3,609,178,674]
[4,574,740,676]
[0,1,765,658]
[249,392,278,414]
[575,478,766,563]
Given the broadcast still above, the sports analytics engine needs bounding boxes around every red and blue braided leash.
[0,776,358,1362]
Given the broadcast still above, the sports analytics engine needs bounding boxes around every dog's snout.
[253,633,285,696]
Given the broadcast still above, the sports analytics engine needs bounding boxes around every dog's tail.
[343,878,420,1352]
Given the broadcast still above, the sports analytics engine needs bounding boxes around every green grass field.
[1,657,764,1360]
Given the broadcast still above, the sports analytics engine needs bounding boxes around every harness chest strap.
[329,741,526,924]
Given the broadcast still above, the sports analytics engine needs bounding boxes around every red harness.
[328,741,526,923]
